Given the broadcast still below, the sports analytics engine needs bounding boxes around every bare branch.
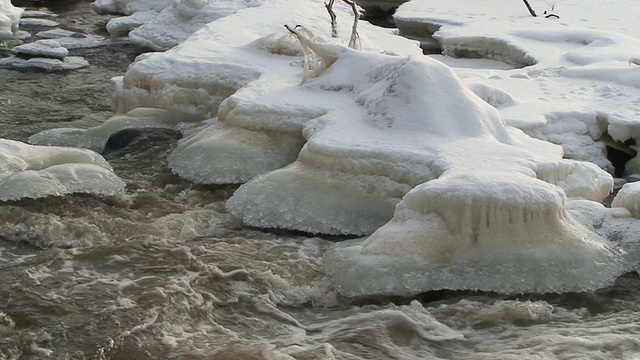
[522,0,537,17]
[325,0,338,38]
[342,0,361,50]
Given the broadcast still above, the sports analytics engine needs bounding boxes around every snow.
[29,108,204,153]
[34,0,637,295]
[0,0,23,41]
[13,39,68,59]
[394,0,640,175]
[0,140,125,202]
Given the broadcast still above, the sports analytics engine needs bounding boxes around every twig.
[522,0,537,17]
[325,0,338,38]
[342,0,361,50]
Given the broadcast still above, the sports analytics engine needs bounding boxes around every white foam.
[0,139,125,202]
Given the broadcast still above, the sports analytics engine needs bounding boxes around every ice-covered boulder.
[0,0,23,41]
[0,140,125,202]
[325,174,625,297]
[37,29,106,49]
[13,39,69,59]
[612,182,640,218]
[113,0,421,185]
[226,45,611,235]
[29,108,204,153]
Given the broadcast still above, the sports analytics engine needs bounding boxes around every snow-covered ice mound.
[226,46,611,234]
[104,0,634,295]
[612,182,640,219]
[0,140,125,202]
[325,174,625,297]
[112,0,420,115]
[29,107,204,153]
[127,0,265,51]
[394,0,640,176]
[0,0,23,41]
[92,0,261,50]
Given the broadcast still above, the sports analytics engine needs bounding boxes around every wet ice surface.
[2,1,640,359]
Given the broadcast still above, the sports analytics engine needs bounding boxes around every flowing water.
[1,1,640,359]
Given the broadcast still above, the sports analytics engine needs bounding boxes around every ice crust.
[0,140,125,202]
[29,108,204,153]
[394,0,640,175]
[612,182,640,219]
[0,0,23,41]
[78,0,640,296]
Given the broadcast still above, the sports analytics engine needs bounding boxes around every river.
[1,1,640,359]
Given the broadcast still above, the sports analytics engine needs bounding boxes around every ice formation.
[0,56,89,71]
[612,182,640,219]
[394,0,640,175]
[0,0,23,41]
[92,0,261,50]
[75,0,638,295]
[13,39,69,59]
[0,140,125,202]
[19,18,59,28]
[29,108,203,153]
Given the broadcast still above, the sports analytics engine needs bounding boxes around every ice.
[19,18,59,28]
[325,173,625,296]
[0,0,23,41]
[128,0,265,51]
[0,139,125,202]
[92,0,255,50]
[612,182,640,219]
[91,0,172,15]
[89,0,640,296]
[13,39,68,59]
[394,0,640,175]
[22,10,56,18]
[37,29,107,49]
[29,107,204,153]
[0,56,89,71]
